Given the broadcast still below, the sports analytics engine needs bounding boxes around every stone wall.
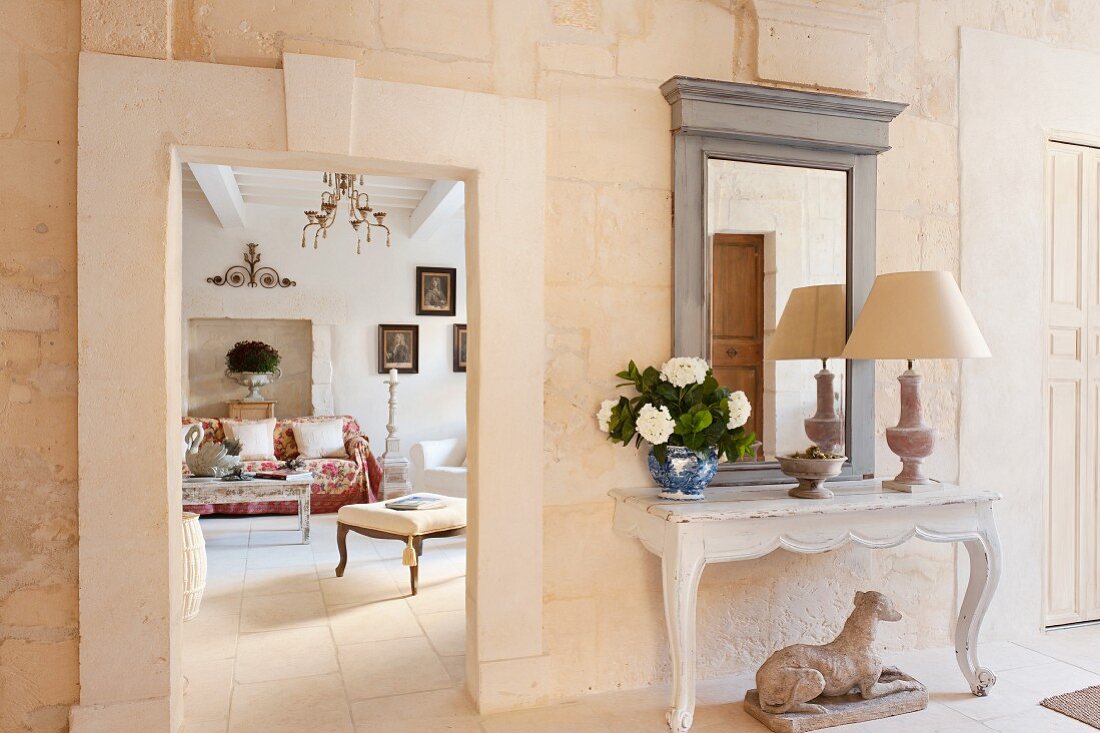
[0,2,81,731]
[11,0,1100,728]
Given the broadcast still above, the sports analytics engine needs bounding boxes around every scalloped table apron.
[609,480,1003,733]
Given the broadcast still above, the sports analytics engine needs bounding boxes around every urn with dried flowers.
[597,357,756,500]
[225,340,282,401]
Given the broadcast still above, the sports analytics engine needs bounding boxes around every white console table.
[610,481,1002,733]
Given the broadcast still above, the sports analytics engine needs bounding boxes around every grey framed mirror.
[662,77,905,486]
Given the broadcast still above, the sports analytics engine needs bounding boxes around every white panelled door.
[1044,141,1100,626]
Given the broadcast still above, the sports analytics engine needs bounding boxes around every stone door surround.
[74,52,547,731]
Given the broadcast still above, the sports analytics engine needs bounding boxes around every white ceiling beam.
[188,162,247,229]
[409,180,464,239]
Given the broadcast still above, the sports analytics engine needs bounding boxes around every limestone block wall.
[12,0,1100,728]
[0,2,81,731]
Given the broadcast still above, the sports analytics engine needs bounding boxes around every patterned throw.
[1042,685,1100,729]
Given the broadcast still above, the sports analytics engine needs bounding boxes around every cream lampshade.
[765,285,846,455]
[841,271,990,492]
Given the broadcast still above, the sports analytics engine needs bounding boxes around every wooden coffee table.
[182,476,313,544]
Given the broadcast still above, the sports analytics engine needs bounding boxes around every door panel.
[1045,142,1098,626]
[711,234,764,446]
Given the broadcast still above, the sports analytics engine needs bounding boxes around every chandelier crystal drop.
[302,172,392,254]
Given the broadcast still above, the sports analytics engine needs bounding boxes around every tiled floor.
[184,513,1100,732]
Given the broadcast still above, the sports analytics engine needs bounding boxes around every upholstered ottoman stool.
[335,495,466,595]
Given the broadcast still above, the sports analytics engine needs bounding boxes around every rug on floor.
[1041,685,1100,730]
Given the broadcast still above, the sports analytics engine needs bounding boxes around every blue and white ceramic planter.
[648,446,719,501]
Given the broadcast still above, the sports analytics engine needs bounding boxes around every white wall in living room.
[181,178,467,454]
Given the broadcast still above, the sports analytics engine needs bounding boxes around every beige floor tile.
[239,590,327,633]
[834,700,992,731]
[245,544,316,569]
[328,599,422,646]
[406,576,466,615]
[339,637,453,700]
[182,720,229,733]
[984,704,1098,731]
[441,654,467,685]
[243,566,320,596]
[349,686,477,724]
[355,718,482,733]
[320,572,403,606]
[184,614,240,662]
[197,584,244,619]
[235,626,338,684]
[228,673,353,733]
[419,609,466,656]
[183,658,234,722]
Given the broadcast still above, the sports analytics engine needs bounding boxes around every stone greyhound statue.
[755,591,922,715]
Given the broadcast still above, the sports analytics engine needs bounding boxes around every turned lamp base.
[804,364,844,454]
[882,364,941,493]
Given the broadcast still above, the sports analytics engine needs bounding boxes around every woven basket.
[181,512,207,621]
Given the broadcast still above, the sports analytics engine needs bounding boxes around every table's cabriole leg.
[955,503,1001,696]
[300,491,311,544]
[662,526,706,733]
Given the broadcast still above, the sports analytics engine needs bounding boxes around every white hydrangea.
[636,403,676,445]
[727,390,752,430]
[659,357,709,388]
[596,399,617,433]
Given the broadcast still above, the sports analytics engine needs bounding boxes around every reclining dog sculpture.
[755,591,922,715]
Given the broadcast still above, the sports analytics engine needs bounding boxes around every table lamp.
[765,284,847,454]
[841,271,990,492]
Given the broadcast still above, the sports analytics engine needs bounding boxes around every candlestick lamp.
[765,284,847,454]
[841,271,990,492]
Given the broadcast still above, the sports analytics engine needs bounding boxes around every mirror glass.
[706,159,848,463]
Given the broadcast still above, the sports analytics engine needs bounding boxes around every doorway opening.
[179,162,470,727]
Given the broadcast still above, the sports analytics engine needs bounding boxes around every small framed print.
[416,266,457,316]
[378,324,419,374]
[453,324,468,372]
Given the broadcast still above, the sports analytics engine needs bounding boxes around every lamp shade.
[841,271,990,360]
[765,284,847,361]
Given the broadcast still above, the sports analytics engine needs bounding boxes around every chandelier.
[302,173,391,254]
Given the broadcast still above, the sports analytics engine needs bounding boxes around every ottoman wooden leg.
[335,522,349,578]
[409,535,424,595]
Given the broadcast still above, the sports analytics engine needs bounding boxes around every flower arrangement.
[225,340,281,374]
[597,356,756,465]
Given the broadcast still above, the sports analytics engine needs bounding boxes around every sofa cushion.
[338,494,466,536]
[292,418,348,459]
[423,467,467,497]
[223,418,276,460]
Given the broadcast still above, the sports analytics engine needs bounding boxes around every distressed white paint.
[611,481,1003,732]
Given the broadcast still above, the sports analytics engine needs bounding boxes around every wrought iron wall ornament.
[207,243,296,288]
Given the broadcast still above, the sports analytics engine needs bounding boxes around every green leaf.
[653,443,668,464]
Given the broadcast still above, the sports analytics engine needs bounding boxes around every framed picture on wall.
[378,324,419,374]
[416,266,457,316]
[453,324,467,372]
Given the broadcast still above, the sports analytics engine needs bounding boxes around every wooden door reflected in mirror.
[711,233,764,458]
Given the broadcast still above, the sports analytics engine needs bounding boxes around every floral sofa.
[182,415,383,515]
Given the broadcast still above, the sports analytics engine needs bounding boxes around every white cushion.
[222,418,276,461]
[423,467,467,497]
[292,419,348,459]
[338,494,467,536]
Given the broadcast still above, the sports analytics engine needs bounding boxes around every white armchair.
[410,437,467,497]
